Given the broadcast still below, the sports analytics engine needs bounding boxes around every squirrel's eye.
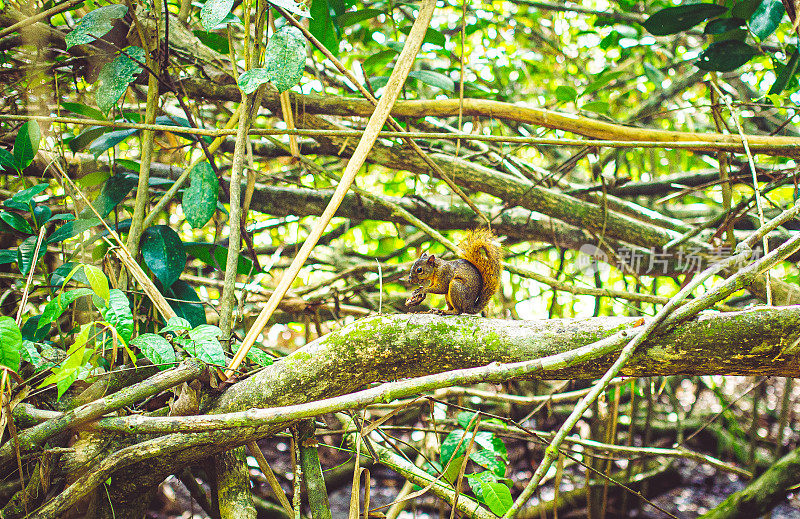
[416,267,422,273]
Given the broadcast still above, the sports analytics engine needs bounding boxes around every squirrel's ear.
[426,255,436,265]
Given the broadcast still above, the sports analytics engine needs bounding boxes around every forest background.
[1,0,800,517]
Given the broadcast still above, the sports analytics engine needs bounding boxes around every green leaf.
[642,3,728,36]
[185,242,255,275]
[238,26,307,94]
[704,17,746,35]
[10,183,48,207]
[14,120,41,171]
[580,100,610,113]
[131,333,177,370]
[167,280,206,327]
[0,250,16,264]
[750,0,785,39]
[21,316,48,342]
[99,289,133,343]
[192,30,230,54]
[178,324,226,366]
[0,148,16,171]
[65,4,128,49]
[581,70,624,97]
[769,48,800,94]
[32,206,52,228]
[732,0,762,19]
[80,172,138,218]
[441,429,469,465]
[697,40,758,71]
[457,411,479,428]
[87,128,138,157]
[362,49,397,72]
[61,102,106,120]
[470,449,506,477]
[480,480,512,516]
[246,346,274,367]
[97,46,145,114]
[0,316,23,371]
[141,225,187,288]
[84,264,110,303]
[267,0,311,17]
[183,162,219,228]
[643,62,666,84]
[69,126,112,152]
[38,288,94,331]
[161,316,193,334]
[1,212,33,234]
[336,8,383,26]
[17,235,46,275]
[398,26,446,47]
[310,0,339,53]
[47,217,100,244]
[555,85,577,102]
[407,70,454,91]
[201,0,235,30]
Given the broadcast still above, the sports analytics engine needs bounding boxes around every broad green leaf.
[99,289,133,343]
[697,40,758,71]
[310,0,339,53]
[201,0,235,30]
[141,225,187,288]
[0,148,15,171]
[0,316,22,371]
[750,0,785,39]
[469,449,506,477]
[65,4,128,48]
[480,480,512,516]
[457,411,480,429]
[38,288,94,330]
[61,102,106,120]
[1,211,33,234]
[642,3,728,36]
[704,17,746,35]
[183,162,219,228]
[267,0,311,17]
[0,250,16,264]
[84,264,110,303]
[167,280,206,327]
[246,346,274,367]
[178,324,226,366]
[769,48,800,94]
[643,62,666,84]
[21,315,48,342]
[47,217,100,244]
[555,85,577,102]
[362,49,397,71]
[97,46,145,114]
[21,340,46,370]
[32,205,52,228]
[161,316,192,334]
[77,170,111,188]
[192,30,230,54]
[10,183,48,207]
[131,333,177,370]
[336,8,383,26]
[69,126,112,152]
[732,0,762,18]
[87,128,138,157]
[407,70,454,91]
[14,120,41,171]
[185,242,254,275]
[398,26,446,47]
[441,429,469,465]
[581,70,624,97]
[17,235,46,274]
[238,26,307,94]
[80,172,138,218]
[580,100,610,113]
[441,455,464,485]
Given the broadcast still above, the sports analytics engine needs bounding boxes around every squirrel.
[405,228,502,315]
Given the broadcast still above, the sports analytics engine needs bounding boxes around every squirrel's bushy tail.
[459,228,503,313]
